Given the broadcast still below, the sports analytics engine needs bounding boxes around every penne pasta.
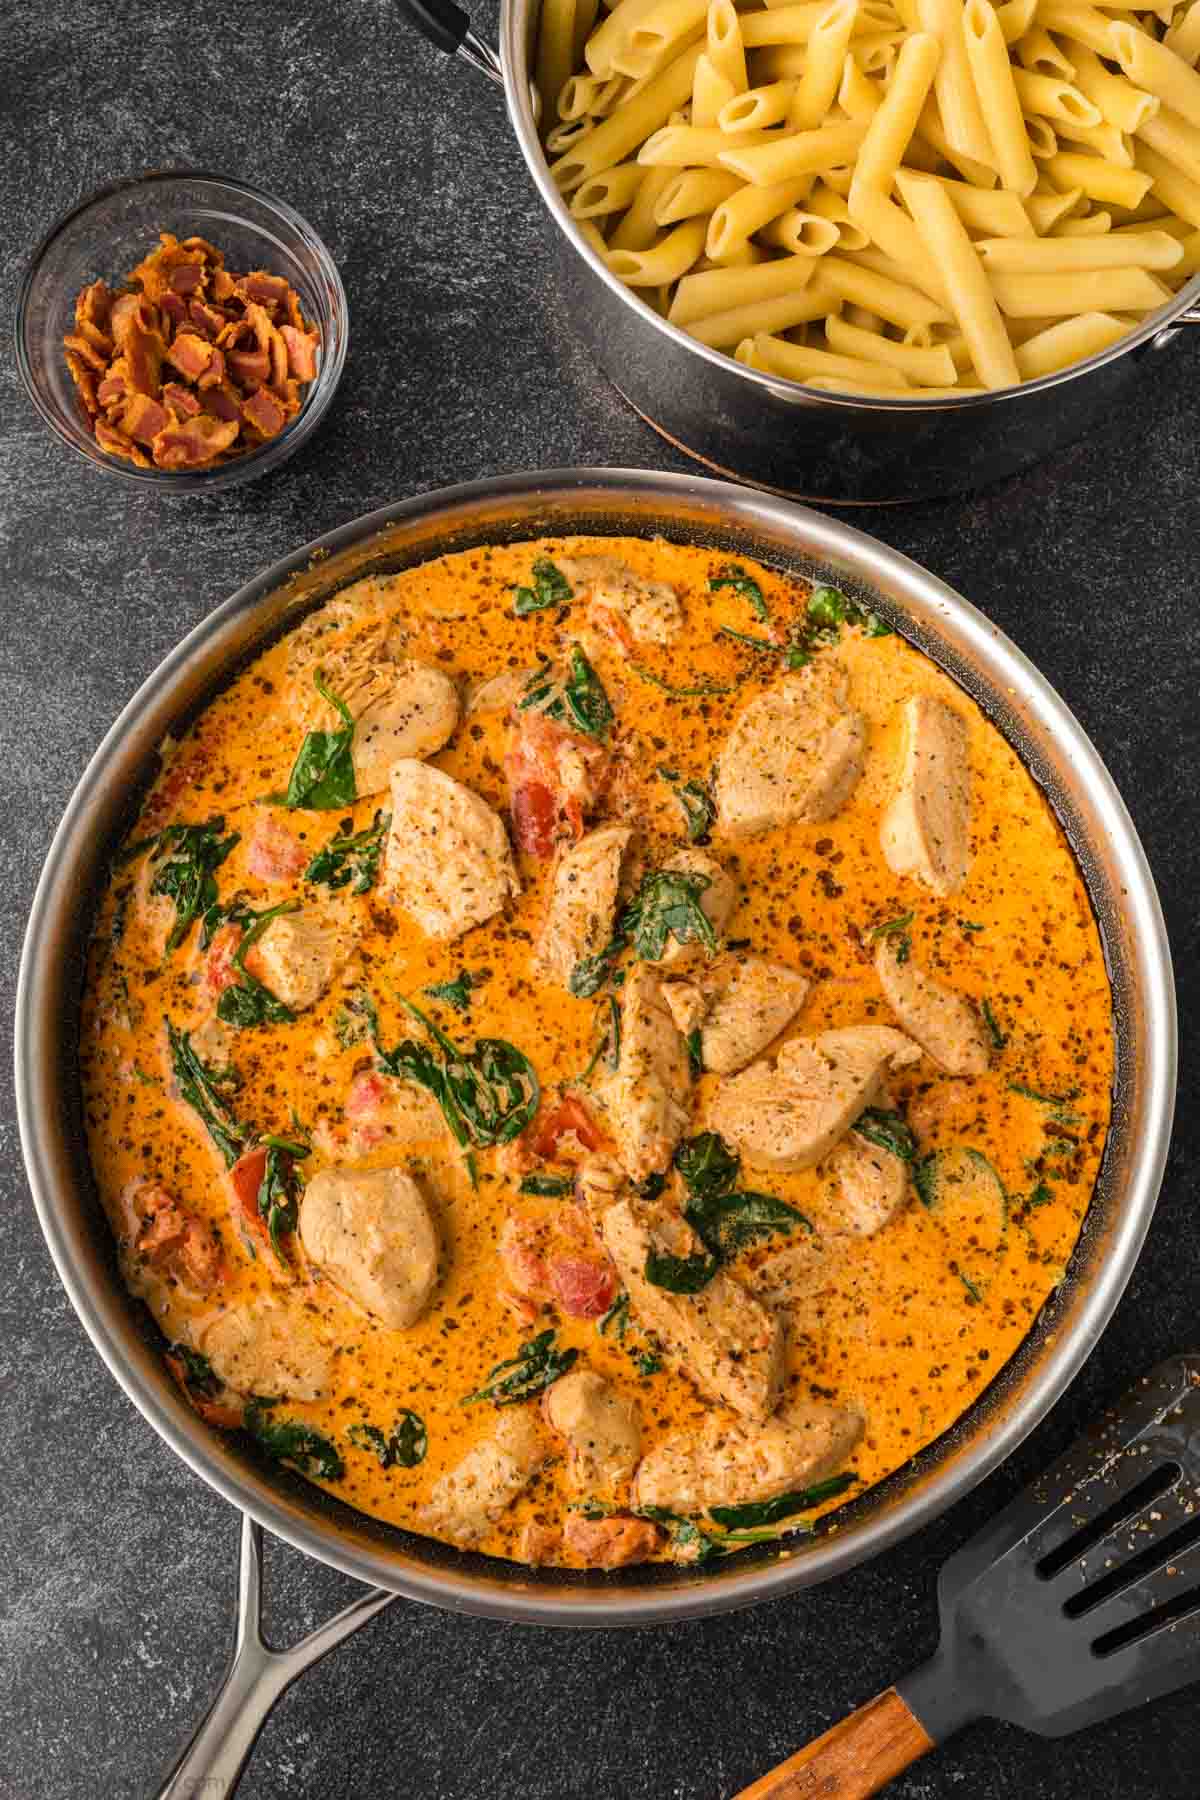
[718,118,870,182]
[1054,118,1134,164]
[975,227,1183,266]
[987,263,1171,311]
[654,167,745,221]
[839,51,885,116]
[848,29,941,206]
[1025,115,1061,158]
[849,187,953,301]
[708,0,750,88]
[740,331,912,379]
[1109,22,1200,131]
[1052,209,1111,236]
[926,173,1037,233]
[794,0,862,127]
[1165,1,1200,68]
[571,162,649,215]
[1068,44,1160,134]
[918,97,999,183]
[607,216,709,281]
[808,178,873,243]
[707,176,814,255]
[1018,27,1077,79]
[897,169,1020,384]
[918,0,995,167]
[609,158,681,246]
[1048,148,1154,206]
[963,0,1039,194]
[1039,4,1119,56]
[1136,140,1200,226]
[825,309,960,377]
[1137,103,1200,191]
[552,40,706,188]
[994,0,1038,45]
[819,250,952,323]
[718,78,799,128]
[639,122,776,165]
[759,206,844,250]
[1011,310,1128,374]
[692,52,739,124]
[669,251,817,320]
[539,0,581,131]
[1012,68,1102,126]
[685,283,843,342]
[1025,186,1085,230]
[617,0,711,78]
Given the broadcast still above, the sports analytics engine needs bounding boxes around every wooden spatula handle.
[733,1687,934,1800]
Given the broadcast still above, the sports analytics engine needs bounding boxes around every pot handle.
[394,0,504,87]
[155,1514,395,1800]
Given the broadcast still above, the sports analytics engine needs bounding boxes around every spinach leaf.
[373,998,540,1148]
[628,664,737,699]
[304,810,389,893]
[519,1172,574,1197]
[256,1133,309,1264]
[634,1505,722,1563]
[671,1131,806,1268]
[869,912,914,940]
[349,1409,427,1468]
[855,1106,918,1164]
[425,968,489,1014]
[620,868,717,962]
[686,1026,703,1078]
[569,940,623,998]
[709,564,769,621]
[603,993,621,1072]
[658,767,715,844]
[245,1400,343,1480]
[166,1020,250,1168]
[168,1343,222,1399]
[674,1131,740,1199]
[121,817,240,955]
[717,625,778,656]
[461,1329,578,1406]
[644,1246,722,1293]
[959,1270,984,1304]
[981,998,1007,1050]
[273,670,358,810]
[518,646,614,740]
[1007,1081,1082,1126]
[512,558,572,616]
[806,585,892,642]
[598,1292,630,1338]
[215,901,299,1029]
[708,1471,856,1530]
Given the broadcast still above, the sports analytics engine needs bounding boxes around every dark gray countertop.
[2,4,1199,1795]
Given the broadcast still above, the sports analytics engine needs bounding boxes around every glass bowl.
[15,170,349,494]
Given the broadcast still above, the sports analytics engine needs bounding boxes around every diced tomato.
[529,1096,607,1160]
[164,1350,245,1430]
[247,814,307,883]
[498,1214,551,1298]
[203,922,242,998]
[511,779,559,859]
[230,1144,269,1235]
[345,1071,389,1118]
[549,1255,617,1319]
[140,740,217,832]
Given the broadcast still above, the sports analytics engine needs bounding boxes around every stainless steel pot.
[16,469,1175,1791]
[401,2,1200,502]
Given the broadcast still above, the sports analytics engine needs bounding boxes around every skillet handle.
[394,0,505,87]
[731,1689,935,1800]
[155,1514,395,1800]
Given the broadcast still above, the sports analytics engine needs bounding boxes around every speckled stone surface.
[3,4,1200,1796]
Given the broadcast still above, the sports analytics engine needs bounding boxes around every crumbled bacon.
[65,230,321,472]
[152,413,241,469]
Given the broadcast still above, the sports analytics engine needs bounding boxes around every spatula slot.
[1092,1579,1200,1659]
[1035,1461,1181,1581]
[1061,1508,1200,1621]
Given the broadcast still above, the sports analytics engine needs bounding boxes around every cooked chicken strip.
[536,824,632,988]
[574,1154,629,1232]
[827,1132,909,1236]
[349,660,459,796]
[633,1400,864,1514]
[715,664,866,839]
[557,554,683,646]
[544,1368,641,1492]
[700,955,810,1075]
[601,1196,785,1422]
[421,1409,545,1548]
[383,759,519,941]
[749,1234,836,1309]
[709,1025,917,1171]
[593,964,692,1182]
[874,939,989,1076]
[880,694,971,895]
[656,847,737,970]
[300,1165,440,1328]
[246,901,361,1013]
[196,1296,333,1400]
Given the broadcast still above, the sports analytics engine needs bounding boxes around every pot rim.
[497,6,1200,413]
[16,466,1176,1626]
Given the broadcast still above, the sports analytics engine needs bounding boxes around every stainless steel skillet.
[14,468,1175,1790]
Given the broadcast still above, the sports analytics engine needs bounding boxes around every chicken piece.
[601,1197,785,1421]
[749,1234,836,1309]
[633,1400,863,1514]
[874,939,989,1077]
[880,694,971,895]
[466,668,540,715]
[661,980,708,1040]
[518,1519,562,1565]
[562,1513,664,1568]
[699,955,810,1075]
[556,553,683,647]
[116,1179,226,1302]
[544,1368,641,1492]
[244,902,360,1014]
[349,661,460,797]
[300,1165,440,1328]
[655,848,737,970]
[593,965,692,1182]
[826,1132,909,1236]
[574,1155,628,1232]
[421,1408,545,1548]
[709,1025,916,1172]
[536,824,632,988]
[195,1296,333,1400]
[383,759,519,940]
[715,664,866,839]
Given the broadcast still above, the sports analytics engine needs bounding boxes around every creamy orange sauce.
[79,536,1113,1565]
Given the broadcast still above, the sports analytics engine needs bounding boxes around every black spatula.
[736,1355,1200,1799]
